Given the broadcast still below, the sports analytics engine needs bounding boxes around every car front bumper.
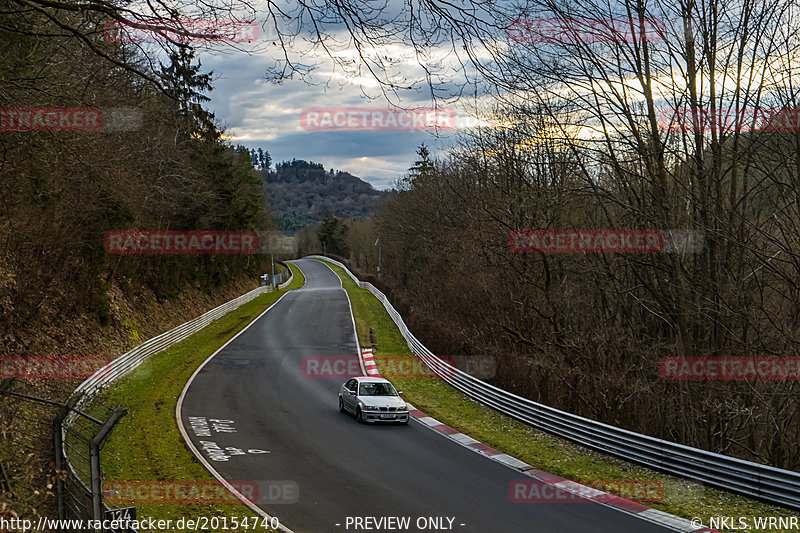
[361,410,409,423]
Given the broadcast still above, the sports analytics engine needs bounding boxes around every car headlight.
[398,404,408,411]
[361,404,379,411]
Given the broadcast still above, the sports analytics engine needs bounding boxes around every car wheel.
[356,406,363,423]
[338,396,345,413]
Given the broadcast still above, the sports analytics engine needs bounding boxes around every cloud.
[196,26,495,188]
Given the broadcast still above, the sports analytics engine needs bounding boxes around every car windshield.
[358,382,398,396]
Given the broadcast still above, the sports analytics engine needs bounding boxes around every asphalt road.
[179,258,675,533]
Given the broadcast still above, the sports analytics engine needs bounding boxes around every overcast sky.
[194,25,490,191]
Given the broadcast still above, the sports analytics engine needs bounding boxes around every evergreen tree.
[317,216,350,256]
[258,148,271,171]
[406,143,435,189]
[159,45,216,138]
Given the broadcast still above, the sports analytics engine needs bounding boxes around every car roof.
[353,376,391,383]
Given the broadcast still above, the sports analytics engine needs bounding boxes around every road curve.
[178,258,675,533]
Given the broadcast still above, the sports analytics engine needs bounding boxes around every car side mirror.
[398,391,404,396]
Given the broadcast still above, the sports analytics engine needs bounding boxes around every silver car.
[339,376,409,424]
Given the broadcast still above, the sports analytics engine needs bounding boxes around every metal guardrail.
[308,255,800,511]
[67,271,293,418]
[261,260,292,289]
[61,268,294,528]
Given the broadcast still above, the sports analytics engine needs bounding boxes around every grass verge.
[94,264,305,532]
[317,259,799,533]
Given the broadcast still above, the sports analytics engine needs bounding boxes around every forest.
[240,153,389,234]
[0,2,275,518]
[3,0,800,521]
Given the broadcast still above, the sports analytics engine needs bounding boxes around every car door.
[343,379,358,411]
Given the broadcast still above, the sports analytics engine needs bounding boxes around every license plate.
[380,414,394,419]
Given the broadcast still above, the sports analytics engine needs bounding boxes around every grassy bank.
[96,264,305,532]
[317,259,798,532]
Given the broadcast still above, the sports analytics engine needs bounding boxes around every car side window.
[345,379,357,391]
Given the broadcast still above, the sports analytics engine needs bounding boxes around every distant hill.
[262,159,388,233]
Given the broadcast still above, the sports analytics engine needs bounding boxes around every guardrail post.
[90,409,128,532]
[53,405,69,529]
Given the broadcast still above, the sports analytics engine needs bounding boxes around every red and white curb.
[359,348,713,533]
[361,348,382,377]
